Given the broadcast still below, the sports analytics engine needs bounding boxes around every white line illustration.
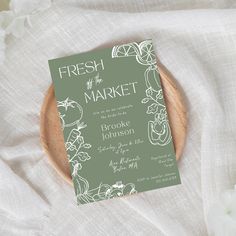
[57,97,92,179]
[74,177,137,204]
[112,40,156,66]
[57,97,137,205]
[57,97,83,129]
[142,64,172,146]
[112,40,172,146]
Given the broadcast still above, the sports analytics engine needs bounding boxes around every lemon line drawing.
[112,40,172,146]
[112,40,156,66]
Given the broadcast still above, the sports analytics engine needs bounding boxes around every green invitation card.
[49,39,181,205]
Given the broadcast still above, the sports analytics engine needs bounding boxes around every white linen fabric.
[1,1,236,235]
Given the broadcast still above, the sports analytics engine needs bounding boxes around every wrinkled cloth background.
[1,1,236,235]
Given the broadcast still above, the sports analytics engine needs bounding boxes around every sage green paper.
[49,39,181,205]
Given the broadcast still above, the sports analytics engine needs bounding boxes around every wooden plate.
[40,65,187,185]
